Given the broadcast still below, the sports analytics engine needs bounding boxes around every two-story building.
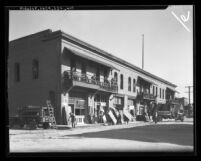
[8,29,177,125]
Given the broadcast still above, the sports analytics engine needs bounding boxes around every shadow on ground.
[66,124,193,146]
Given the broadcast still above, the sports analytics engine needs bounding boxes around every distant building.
[8,29,178,125]
[176,97,189,107]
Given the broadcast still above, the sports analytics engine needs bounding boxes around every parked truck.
[157,103,184,122]
[9,105,56,129]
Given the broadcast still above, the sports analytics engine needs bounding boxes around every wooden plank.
[108,110,117,124]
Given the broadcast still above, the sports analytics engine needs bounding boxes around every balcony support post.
[61,92,69,125]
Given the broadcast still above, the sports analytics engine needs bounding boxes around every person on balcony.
[91,74,96,84]
[71,67,78,80]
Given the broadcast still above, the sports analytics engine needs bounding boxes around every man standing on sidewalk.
[69,112,76,128]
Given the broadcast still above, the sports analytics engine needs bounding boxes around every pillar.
[86,94,95,123]
[61,93,69,125]
[124,95,128,110]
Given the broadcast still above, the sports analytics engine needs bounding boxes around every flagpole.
[142,34,144,70]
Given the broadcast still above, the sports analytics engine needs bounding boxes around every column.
[87,94,95,123]
[124,95,128,110]
[61,93,69,125]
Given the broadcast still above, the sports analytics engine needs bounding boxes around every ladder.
[46,100,57,128]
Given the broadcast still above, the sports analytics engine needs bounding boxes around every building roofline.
[10,29,177,88]
[9,29,52,43]
[58,30,177,88]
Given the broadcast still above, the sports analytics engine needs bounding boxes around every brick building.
[8,29,178,125]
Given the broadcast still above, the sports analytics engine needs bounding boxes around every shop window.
[128,77,131,91]
[133,79,136,92]
[120,74,124,89]
[75,109,85,115]
[14,62,20,82]
[32,59,39,79]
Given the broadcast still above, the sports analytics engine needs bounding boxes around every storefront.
[68,97,86,124]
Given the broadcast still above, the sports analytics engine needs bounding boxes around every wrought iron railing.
[137,92,156,100]
[63,70,118,92]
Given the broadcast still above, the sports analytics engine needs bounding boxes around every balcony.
[62,70,118,93]
[137,92,156,101]
[169,99,180,105]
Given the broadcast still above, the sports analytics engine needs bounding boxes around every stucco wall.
[8,33,61,123]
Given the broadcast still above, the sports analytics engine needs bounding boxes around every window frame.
[120,74,124,89]
[128,77,131,91]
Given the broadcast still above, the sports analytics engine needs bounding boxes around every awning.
[137,76,157,85]
[166,87,179,93]
[64,47,119,71]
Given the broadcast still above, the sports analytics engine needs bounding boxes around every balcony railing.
[137,92,156,100]
[63,70,118,93]
[143,93,156,100]
[169,99,180,105]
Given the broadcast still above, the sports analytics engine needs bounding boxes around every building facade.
[8,29,178,125]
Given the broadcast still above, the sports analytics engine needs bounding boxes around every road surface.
[9,119,194,152]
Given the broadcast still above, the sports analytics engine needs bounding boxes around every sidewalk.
[56,121,152,130]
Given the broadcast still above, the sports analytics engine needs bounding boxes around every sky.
[9,5,193,103]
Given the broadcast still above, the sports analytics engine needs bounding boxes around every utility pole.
[142,34,144,70]
[185,86,193,105]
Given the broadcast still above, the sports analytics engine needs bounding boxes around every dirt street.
[9,119,194,152]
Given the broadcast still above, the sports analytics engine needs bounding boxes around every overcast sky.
[9,5,193,103]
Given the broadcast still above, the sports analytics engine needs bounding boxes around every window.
[120,74,123,89]
[133,79,136,92]
[163,89,165,99]
[14,63,20,82]
[75,108,85,115]
[104,69,107,80]
[114,97,122,105]
[96,68,100,81]
[70,58,76,72]
[32,59,39,79]
[160,88,161,98]
[128,77,131,91]
[81,63,86,74]
[114,72,118,82]
[156,87,158,96]
[153,86,155,95]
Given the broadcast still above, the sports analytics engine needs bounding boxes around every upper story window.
[114,72,118,83]
[70,58,76,72]
[133,79,136,92]
[104,68,107,81]
[14,62,20,82]
[32,59,39,79]
[120,74,124,89]
[153,86,155,95]
[81,63,86,74]
[96,67,100,81]
[160,88,161,98]
[156,87,158,96]
[128,77,131,91]
[163,89,165,99]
